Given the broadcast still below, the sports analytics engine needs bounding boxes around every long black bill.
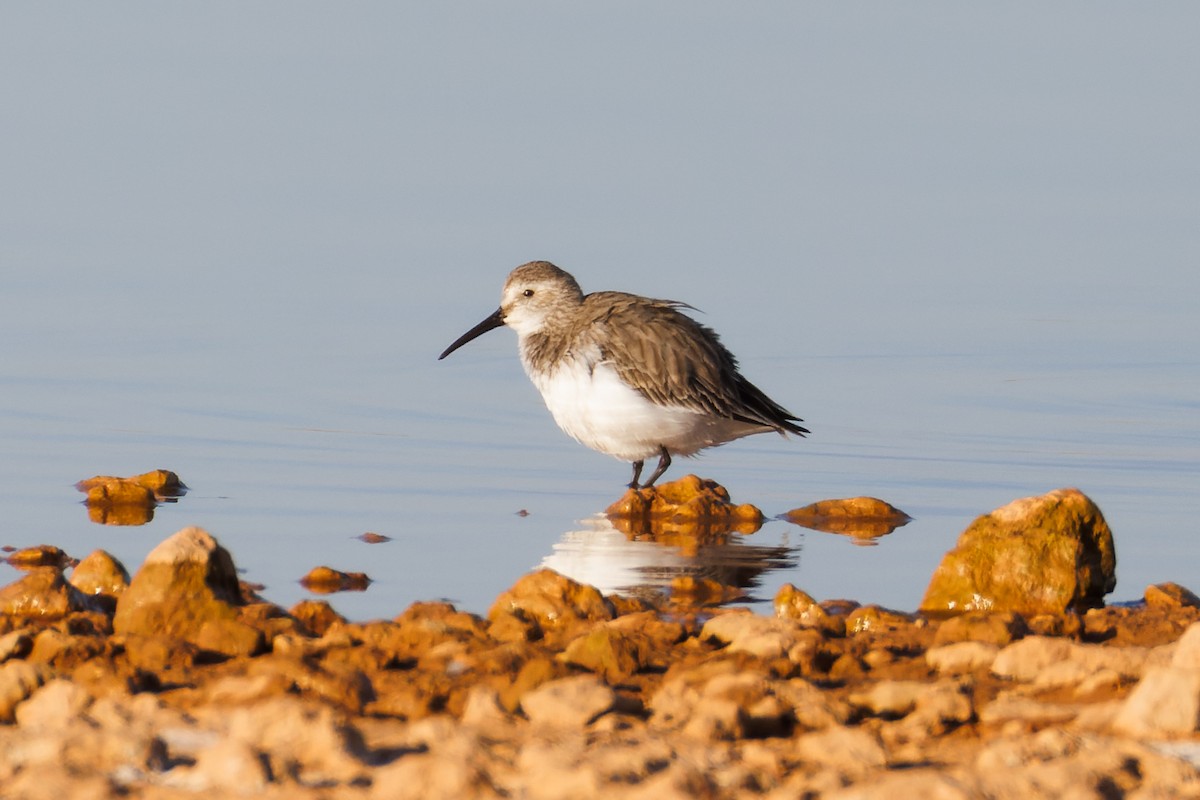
[438,308,505,360]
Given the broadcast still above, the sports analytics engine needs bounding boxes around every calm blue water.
[2,5,1197,620]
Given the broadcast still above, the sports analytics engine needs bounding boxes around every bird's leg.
[641,446,672,488]
[628,460,644,489]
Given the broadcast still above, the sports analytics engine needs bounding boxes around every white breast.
[522,352,765,462]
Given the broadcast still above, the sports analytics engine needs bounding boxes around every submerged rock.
[920,488,1116,617]
[300,566,372,594]
[783,496,911,541]
[605,474,763,543]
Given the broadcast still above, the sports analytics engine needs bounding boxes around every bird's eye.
[523,289,534,297]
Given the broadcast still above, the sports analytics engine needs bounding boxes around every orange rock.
[1145,582,1200,609]
[7,545,73,570]
[290,599,347,636]
[69,550,130,597]
[113,527,265,658]
[606,474,763,545]
[784,497,911,541]
[0,567,94,619]
[76,470,187,526]
[920,488,1117,617]
[75,469,186,497]
[300,566,372,594]
[488,569,614,644]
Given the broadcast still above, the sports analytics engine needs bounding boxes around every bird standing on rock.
[439,261,808,488]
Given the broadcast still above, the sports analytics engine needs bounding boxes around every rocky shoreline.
[3,482,1200,798]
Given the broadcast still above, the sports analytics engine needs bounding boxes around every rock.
[68,550,130,604]
[289,599,346,636]
[0,659,50,722]
[920,488,1116,616]
[795,726,888,775]
[0,567,93,619]
[520,674,616,728]
[701,611,806,660]
[1111,666,1200,737]
[783,496,911,540]
[488,569,614,643]
[933,611,1028,646]
[991,636,1148,685]
[113,527,264,657]
[1146,581,1200,609]
[775,584,847,637]
[14,679,92,731]
[168,739,271,794]
[926,641,1000,674]
[846,605,917,634]
[299,565,372,593]
[605,474,764,540]
[0,629,34,662]
[559,624,651,683]
[6,545,72,570]
[75,469,186,497]
[850,680,925,718]
[978,694,1082,727]
[210,697,369,786]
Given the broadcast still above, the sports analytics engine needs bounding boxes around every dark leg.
[641,446,672,488]
[628,460,644,489]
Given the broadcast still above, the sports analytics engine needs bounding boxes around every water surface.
[1,5,1197,620]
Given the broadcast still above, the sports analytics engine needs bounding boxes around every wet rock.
[774,584,847,637]
[113,526,265,658]
[6,545,73,570]
[76,469,186,498]
[0,567,93,619]
[68,550,130,606]
[300,565,372,593]
[921,488,1117,616]
[606,474,764,541]
[488,569,614,644]
[783,496,911,541]
[1145,581,1200,609]
[520,674,617,728]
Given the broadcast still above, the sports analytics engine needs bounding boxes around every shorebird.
[438,261,808,488]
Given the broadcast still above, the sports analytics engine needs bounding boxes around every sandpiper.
[438,261,808,488]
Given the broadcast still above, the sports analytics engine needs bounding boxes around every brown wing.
[581,292,808,435]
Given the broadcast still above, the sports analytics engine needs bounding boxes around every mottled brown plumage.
[440,261,808,487]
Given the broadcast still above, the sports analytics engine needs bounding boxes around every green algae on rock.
[920,487,1117,617]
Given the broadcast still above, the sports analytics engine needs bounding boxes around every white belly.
[525,358,765,462]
